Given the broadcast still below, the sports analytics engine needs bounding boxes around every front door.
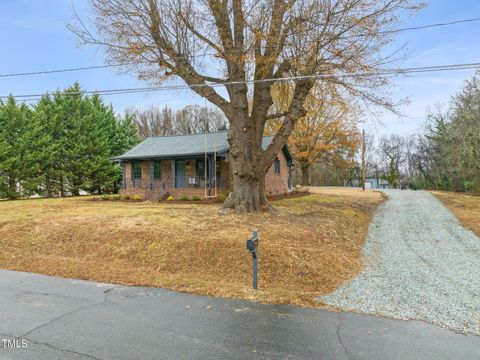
[175,160,185,188]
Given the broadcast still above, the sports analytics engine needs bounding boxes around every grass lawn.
[431,191,480,237]
[0,187,384,307]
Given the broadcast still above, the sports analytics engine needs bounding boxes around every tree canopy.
[0,84,139,199]
[415,72,480,193]
[70,0,423,212]
[267,82,359,185]
[343,72,480,193]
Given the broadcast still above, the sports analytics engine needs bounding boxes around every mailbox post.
[246,229,259,290]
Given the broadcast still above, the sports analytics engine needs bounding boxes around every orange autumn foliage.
[267,83,360,182]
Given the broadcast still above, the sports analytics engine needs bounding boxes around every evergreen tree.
[34,94,65,196]
[19,105,52,195]
[110,112,140,193]
[112,113,139,157]
[0,97,33,198]
[0,83,140,199]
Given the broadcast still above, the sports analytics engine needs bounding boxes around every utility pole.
[361,129,366,191]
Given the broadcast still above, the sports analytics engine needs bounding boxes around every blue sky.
[1,0,480,138]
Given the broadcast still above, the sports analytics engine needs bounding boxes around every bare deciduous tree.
[175,105,227,134]
[412,71,480,193]
[378,134,406,188]
[127,105,175,138]
[69,0,423,212]
[128,104,227,137]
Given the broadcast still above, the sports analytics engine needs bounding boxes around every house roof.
[114,131,294,165]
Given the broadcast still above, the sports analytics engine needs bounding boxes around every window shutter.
[274,158,280,174]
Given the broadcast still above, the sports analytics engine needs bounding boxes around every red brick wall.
[120,187,165,201]
[124,161,131,179]
[123,160,174,188]
[221,158,232,191]
[120,153,290,200]
[122,160,174,201]
[162,160,174,188]
[264,151,290,195]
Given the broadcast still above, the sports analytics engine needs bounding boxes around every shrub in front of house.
[179,195,190,201]
[100,194,122,201]
[191,195,201,201]
[132,194,143,201]
[167,195,174,201]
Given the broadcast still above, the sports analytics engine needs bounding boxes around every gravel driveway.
[319,190,480,335]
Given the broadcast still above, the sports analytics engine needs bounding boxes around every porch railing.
[124,177,228,190]
[125,179,167,190]
[174,176,228,189]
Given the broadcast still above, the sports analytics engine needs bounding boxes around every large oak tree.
[70,0,422,212]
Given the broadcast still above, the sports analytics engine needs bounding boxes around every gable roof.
[114,131,293,165]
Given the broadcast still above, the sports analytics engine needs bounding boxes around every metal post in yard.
[246,229,259,290]
[252,248,258,290]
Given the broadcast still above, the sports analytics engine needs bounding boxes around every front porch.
[120,156,231,201]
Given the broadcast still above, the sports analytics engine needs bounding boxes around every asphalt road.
[0,270,479,359]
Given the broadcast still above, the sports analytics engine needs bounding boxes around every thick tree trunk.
[60,176,65,197]
[45,175,52,198]
[221,127,270,213]
[301,164,310,186]
[223,174,264,213]
[219,76,312,213]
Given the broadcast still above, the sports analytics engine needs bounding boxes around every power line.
[0,63,135,78]
[379,17,480,35]
[1,16,480,79]
[3,61,480,101]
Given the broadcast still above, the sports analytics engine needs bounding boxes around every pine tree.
[80,96,118,194]
[0,83,140,199]
[112,113,139,157]
[59,85,118,195]
[110,113,140,193]
[19,105,52,195]
[34,95,64,196]
[0,97,31,198]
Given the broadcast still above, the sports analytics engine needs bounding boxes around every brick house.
[114,131,294,201]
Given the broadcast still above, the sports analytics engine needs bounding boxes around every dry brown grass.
[431,191,480,236]
[0,187,384,306]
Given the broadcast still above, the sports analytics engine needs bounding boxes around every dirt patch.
[430,191,480,236]
[0,187,384,306]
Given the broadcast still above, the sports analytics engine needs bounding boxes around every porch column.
[121,161,126,189]
[288,165,292,189]
[207,154,215,196]
[150,160,154,190]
